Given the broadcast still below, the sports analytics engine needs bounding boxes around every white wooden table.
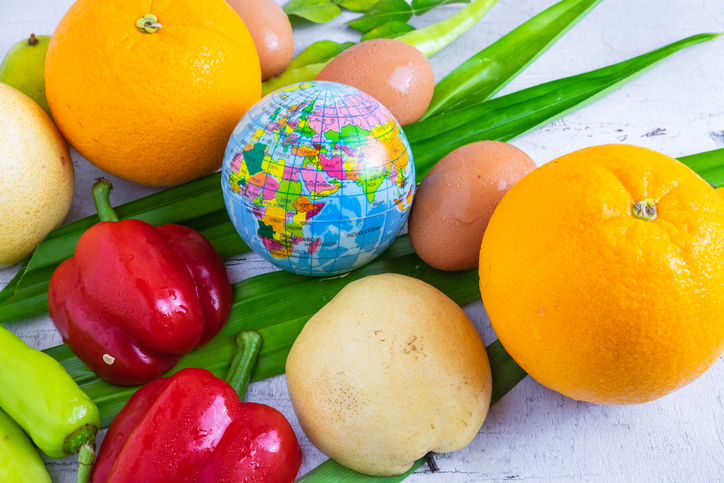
[2,0,724,481]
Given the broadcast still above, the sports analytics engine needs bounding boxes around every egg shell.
[0,83,74,268]
[408,141,536,271]
[316,39,434,125]
[227,0,294,81]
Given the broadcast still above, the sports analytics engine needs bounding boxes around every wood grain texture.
[1,0,723,481]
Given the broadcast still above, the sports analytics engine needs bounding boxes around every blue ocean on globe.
[221,81,415,276]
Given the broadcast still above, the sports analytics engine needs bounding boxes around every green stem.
[260,0,498,95]
[632,199,657,221]
[92,178,120,222]
[225,331,263,402]
[76,443,96,483]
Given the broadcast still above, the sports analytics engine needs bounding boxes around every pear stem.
[28,33,38,46]
[424,452,439,473]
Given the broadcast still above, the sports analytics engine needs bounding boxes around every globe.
[221,81,415,276]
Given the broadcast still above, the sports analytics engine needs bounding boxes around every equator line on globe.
[222,81,415,276]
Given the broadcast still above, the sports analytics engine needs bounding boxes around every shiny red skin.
[91,368,303,483]
[48,220,232,385]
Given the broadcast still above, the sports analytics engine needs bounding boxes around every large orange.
[480,144,724,404]
[45,0,261,187]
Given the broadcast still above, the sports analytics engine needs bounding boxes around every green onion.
[678,148,724,188]
[1,34,719,325]
[408,33,722,179]
[421,0,603,120]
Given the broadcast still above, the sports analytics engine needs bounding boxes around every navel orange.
[480,144,724,404]
[45,0,261,187]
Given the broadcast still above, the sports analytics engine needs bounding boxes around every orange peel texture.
[480,144,724,404]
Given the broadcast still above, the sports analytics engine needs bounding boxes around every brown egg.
[408,141,536,271]
[316,39,434,125]
[227,0,294,81]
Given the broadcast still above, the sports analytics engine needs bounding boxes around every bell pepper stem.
[225,331,263,402]
[76,443,96,483]
[92,178,120,222]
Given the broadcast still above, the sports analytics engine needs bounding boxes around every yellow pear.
[0,83,74,268]
[286,273,492,476]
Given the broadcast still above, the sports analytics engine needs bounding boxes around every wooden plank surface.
[1,0,723,481]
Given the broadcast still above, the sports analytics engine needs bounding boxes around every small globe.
[221,81,415,276]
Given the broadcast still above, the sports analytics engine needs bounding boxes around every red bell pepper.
[49,179,232,386]
[91,331,303,483]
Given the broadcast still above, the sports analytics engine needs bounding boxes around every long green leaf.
[44,236,485,426]
[288,40,357,70]
[261,0,499,95]
[678,148,724,187]
[2,35,720,325]
[408,33,722,180]
[361,21,416,41]
[396,0,498,57]
[422,0,603,120]
[0,258,28,306]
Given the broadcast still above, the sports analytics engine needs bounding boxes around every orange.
[45,0,261,187]
[479,144,724,405]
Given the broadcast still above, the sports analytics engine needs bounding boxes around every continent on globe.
[222,81,415,276]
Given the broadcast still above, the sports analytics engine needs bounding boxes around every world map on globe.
[222,81,415,276]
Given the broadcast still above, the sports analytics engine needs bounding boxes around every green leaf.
[44,236,486,426]
[407,33,722,180]
[262,63,329,96]
[422,0,603,119]
[0,258,28,306]
[297,457,426,481]
[412,0,470,16]
[288,40,356,70]
[2,35,719,325]
[337,0,380,13]
[347,0,413,33]
[262,0,499,91]
[361,21,416,41]
[0,173,249,324]
[283,0,342,23]
[397,0,498,57]
[678,148,724,187]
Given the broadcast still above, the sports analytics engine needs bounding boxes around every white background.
[1,0,724,481]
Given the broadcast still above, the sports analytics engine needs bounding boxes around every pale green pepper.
[0,325,99,483]
[0,408,51,483]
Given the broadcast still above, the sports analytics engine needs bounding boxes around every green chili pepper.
[0,325,99,483]
[0,408,52,483]
[261,0,498,95]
